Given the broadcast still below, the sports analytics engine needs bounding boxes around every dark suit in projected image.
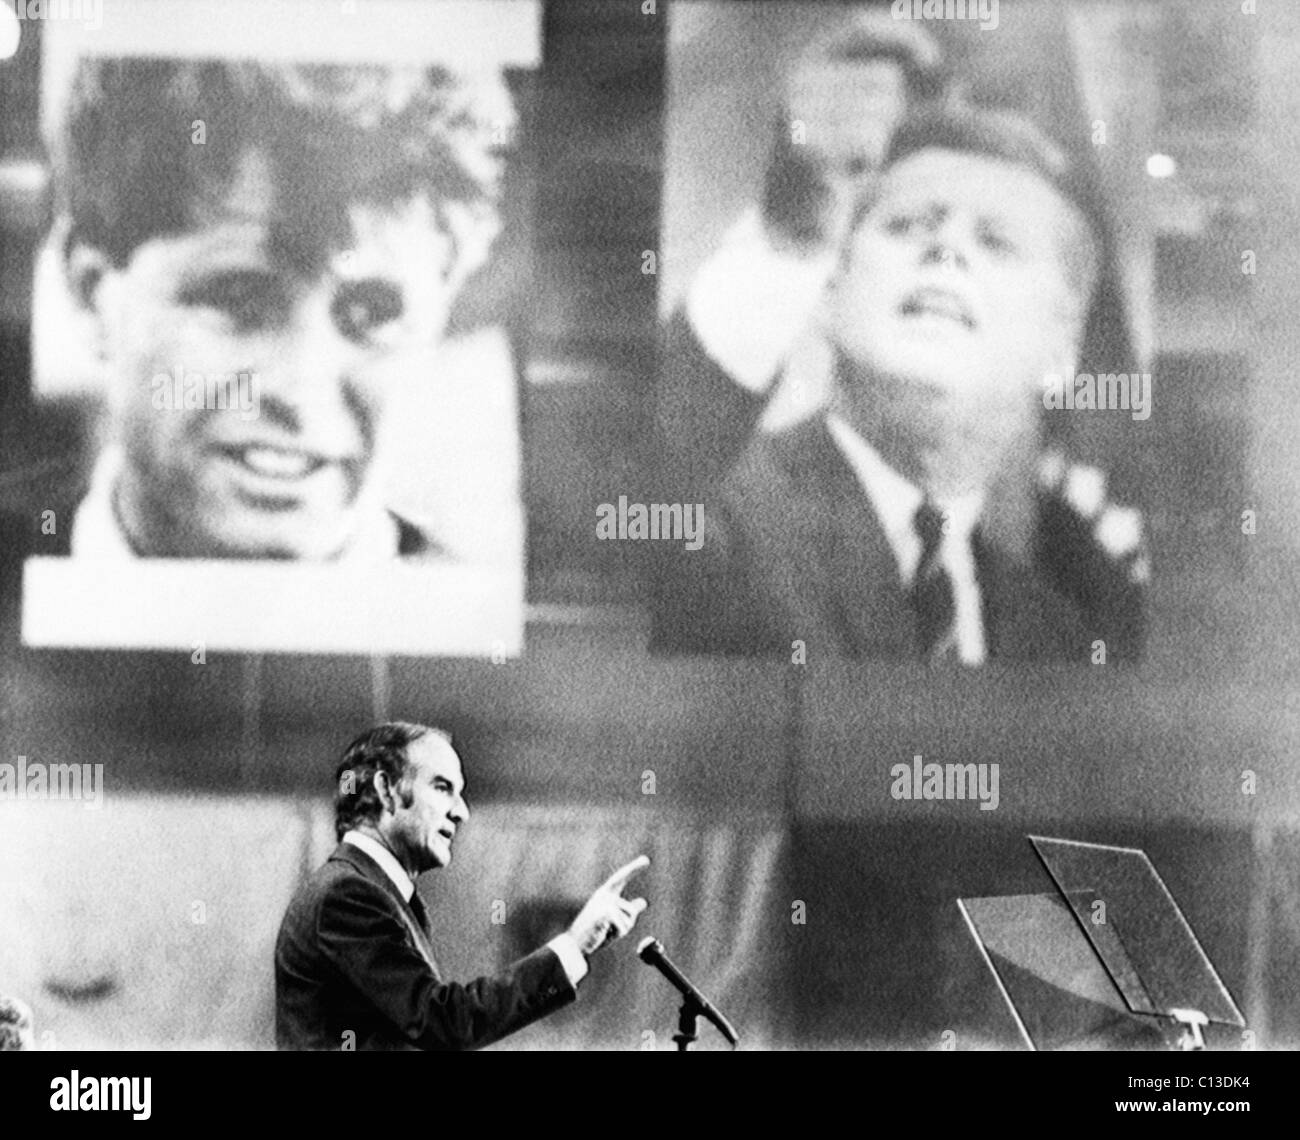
[653,105,1148,665]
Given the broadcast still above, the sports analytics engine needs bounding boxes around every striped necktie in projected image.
[911,499,957,662]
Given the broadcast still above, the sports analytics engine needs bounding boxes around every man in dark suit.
[275,722,648,1051]
[654,105,1147,663]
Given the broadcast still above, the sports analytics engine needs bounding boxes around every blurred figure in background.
[658,9,945,492]
[0,994,35,1050]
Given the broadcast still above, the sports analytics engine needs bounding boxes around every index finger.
[601,855,650,894]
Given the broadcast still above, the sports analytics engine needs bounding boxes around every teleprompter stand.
[956,836,1247,1051]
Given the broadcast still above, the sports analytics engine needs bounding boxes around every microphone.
[637,937,739,1047]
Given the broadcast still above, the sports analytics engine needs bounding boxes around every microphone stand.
[639,936,739,1050]
[673,996,704,1052]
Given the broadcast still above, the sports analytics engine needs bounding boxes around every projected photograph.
[13,0,538,654]
[650,1,1255,667]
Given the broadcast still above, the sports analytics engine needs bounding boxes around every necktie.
[402,891,441,974]
[911,499,956,661]
[407,891,431,939]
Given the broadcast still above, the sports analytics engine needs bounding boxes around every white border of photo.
[23,558,524,656]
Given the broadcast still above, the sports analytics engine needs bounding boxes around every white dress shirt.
[343,830,418,902]
[341,830,588,985]
[825,415,988,666]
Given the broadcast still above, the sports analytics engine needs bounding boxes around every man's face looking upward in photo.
[63,62,497,559]
[826,143,1097,498]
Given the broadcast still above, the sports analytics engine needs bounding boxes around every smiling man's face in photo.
[83,153,457,560]
[59,58,503,561]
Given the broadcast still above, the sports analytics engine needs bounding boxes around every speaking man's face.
[388,736,469,874]
[827,148,1084,472]
[81,148,458,559]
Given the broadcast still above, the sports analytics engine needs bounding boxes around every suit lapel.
[770,420,918,659]
[330,844,441,975]
[394,896,440,975]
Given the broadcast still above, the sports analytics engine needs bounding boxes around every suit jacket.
[651,313,1145,662]
[274,842,575,1051]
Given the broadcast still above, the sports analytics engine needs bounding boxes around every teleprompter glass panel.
[1030,836,1244,1028]
[957,893,1166,1051]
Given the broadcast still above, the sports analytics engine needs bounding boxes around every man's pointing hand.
[568,855,650,956]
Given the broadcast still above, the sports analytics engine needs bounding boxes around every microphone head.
[636,936,662,961]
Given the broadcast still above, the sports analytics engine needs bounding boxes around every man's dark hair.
[874,103,1105,311]
[56,58,507,272]
[333,721,450,841]
[886,104,1095,225]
